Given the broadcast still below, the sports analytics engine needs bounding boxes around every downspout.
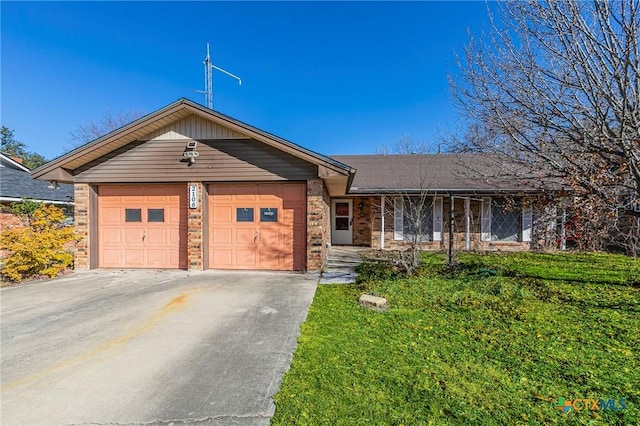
[380,195,385,249]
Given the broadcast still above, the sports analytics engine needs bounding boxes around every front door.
[331,199,352,245]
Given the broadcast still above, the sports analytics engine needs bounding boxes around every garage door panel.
[212,250,232,267]
[260,228,279,246]
[169,228,182,245]
[167,207,182,224]
[124,250,144,267]
[257,251,279,268]
[212,228,233,244]
[236,228,256,244]
[146,195,168,203]
[101,207,122,224]
[101,250,122,266]
[236,191,258,201]
[213,206,233,223]
[146,228,167,244]
[208,182,306,271]
[98,185,187,269]
[169,251,181,268]
[147,250,168,267]
[235,250,257,267]
[124,229,144,244]
[101,228,122,244]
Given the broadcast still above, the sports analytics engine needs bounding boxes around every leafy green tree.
[1,126,47,170]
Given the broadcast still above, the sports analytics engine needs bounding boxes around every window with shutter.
[481,197,491,241]
[394,197,403,240]
[433,197,443,241]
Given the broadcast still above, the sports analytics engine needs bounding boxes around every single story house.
[32,98,549,272]
[1,152,74,231]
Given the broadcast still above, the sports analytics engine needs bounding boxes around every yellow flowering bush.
[1,204,77,282]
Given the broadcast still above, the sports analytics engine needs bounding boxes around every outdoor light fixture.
[358,201,365,210]
[48,181,60,190]
[183,141,200,165]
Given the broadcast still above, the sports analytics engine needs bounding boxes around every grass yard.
[272,252,640,425]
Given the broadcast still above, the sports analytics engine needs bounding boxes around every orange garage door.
[208,183,306,270]
[98,185,187,268]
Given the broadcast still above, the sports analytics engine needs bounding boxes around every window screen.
[125,208,141,222]
[491,200,520,241]
[236,208,254,222]
[403,198,433,242]
[148,209,164,223]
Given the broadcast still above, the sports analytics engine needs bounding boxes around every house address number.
[189,184,199,209]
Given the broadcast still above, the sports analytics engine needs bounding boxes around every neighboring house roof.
[0,166,74,204]
[0,152,31,172]
[331,153,552,194]
[31,98,355,195]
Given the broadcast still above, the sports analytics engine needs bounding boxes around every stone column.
[306,179,327,272]
[187,182,204,271]
[73,183,90,270]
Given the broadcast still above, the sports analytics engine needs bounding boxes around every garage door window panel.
[125,209,142,222]
[148,209,165,223]
[260,208,278,222]
[236,208,254,222]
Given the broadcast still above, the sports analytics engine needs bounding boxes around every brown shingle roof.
[330,154,548,194]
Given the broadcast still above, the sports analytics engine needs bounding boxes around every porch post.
[448,194,455,265]
[561,205,567,251]
[465,197,471,251]
[380,195,385,249]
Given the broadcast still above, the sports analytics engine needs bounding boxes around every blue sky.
[2,1,490,161]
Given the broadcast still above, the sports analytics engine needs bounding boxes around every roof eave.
[346,188,553,195]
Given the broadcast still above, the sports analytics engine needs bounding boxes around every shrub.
[356,260,401,282]
[1,204,77,282]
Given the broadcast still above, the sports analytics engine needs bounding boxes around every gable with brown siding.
[73,138,318,183]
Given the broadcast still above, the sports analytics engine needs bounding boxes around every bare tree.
[377,134,437,155]
[377,155,441,274]
[450,0,640,255]
[67,109,145,149]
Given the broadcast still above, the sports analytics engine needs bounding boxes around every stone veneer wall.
[306,179,329,272]
[0,210,25,232]
[74,183,90,269]
[353,197,372,246]
[187,182,204,271]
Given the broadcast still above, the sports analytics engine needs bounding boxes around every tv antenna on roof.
[196,43,242,110]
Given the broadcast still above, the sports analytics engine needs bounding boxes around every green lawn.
[272,252,640,425]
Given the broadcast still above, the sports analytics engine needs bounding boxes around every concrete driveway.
[1,269,317,425]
